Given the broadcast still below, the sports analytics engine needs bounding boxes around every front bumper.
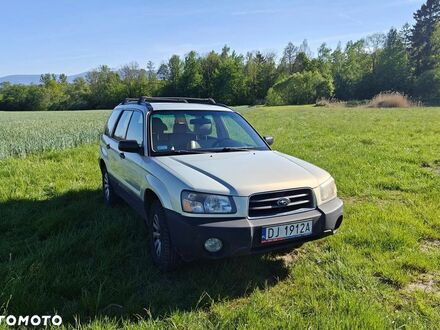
[164,197,343,262]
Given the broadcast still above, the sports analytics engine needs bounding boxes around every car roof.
[115,102,234,113]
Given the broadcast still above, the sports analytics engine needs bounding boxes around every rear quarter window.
[104,109,122,136]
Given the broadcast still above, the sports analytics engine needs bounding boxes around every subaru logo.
[276,197,290,207]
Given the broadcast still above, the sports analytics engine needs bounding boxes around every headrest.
[190,117,212,136]
[173,122,188,134]
[152,118,167,134]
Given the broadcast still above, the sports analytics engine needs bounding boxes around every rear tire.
[102,167,119,206]
[148,200,181,272]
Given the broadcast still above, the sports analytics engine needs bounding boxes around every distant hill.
[0,72,88,85]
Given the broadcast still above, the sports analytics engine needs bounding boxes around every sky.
[0,0,425,76]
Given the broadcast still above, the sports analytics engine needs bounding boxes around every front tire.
[148,200,181,271]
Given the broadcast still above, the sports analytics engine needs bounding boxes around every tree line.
[1,0,440,111]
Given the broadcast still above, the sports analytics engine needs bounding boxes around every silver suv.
[99,97,343,271]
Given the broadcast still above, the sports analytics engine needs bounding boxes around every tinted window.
[126,111,144,145]
[113,111,132,140]
[104,109,122,136]
[150,111,268,154]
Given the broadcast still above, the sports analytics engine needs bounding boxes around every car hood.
[154,150,331,196]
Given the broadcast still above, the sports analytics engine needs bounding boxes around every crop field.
[0,110,110,159]
[0,106,439,329]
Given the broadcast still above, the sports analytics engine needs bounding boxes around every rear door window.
[113,111,133,140]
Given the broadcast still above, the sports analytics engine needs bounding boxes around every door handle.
[119,153,125,159]
[106,144,111,149]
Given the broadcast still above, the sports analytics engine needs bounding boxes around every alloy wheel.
[103,172,110,201]
[152,214,162,257]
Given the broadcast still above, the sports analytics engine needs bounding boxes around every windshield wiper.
[217,147,256,152]
[154,149,207,156]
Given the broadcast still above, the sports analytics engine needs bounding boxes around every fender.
[144,173,173,210]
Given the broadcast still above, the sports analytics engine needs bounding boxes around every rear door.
[108,110,133,186]
[120,110,146,199]
[101,108,122,174]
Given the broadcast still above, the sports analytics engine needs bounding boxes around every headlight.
[181,191,235,214]
[319,177,337,204]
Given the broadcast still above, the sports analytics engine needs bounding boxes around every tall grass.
[368,92,416,108]
[0,110,110,159]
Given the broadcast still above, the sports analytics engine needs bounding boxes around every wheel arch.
[143,174,174,210]
[99,158,107,173]
[144,188,161,219]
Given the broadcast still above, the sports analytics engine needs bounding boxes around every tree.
[415,67,440,101]
[179,51,203,97]
[316,43,333,78]
[214,53,246,104]
[292,52,310,73]
[411,0,440,75]
[157,63,170,81]
[58,74,68,84]
[400,23,413,51]
[146,61,156,80]
[87,65,124,108]
[430,22,440,67]
[165,55,183,95]
[119,62,148,97]
[266,71,333,105]
[279,42,298,75]
[0,83,49,111]
[374,28,412,94]
[415,22,440,101]
[332,40,372,99]
[299,39,312,58]
[40,74,57,86]
[200,51,221,97]
[39,72,69,110]
[67,77,90,109]
[366,33,386,73]
[245,52,277,104]
[220,45,230,59]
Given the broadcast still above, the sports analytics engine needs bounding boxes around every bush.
[266,71,334,106]
[368,92,414,108]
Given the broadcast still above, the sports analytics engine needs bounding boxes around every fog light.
[204,238,223,252]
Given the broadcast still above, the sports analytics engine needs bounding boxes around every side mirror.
[264,136,274,146]
[118,140,142,153]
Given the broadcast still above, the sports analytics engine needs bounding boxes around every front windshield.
[149,110,269,155]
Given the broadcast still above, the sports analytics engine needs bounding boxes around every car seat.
[189,117,213,149]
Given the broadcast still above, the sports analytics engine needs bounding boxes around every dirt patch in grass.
[420,160,440,175]
[374,273,402,289]
[272,249,303,266]
[433,161,440,175]
[420,239,440,253]
[407,273,439,295]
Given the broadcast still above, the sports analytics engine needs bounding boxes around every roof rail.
[142,97,217,105]
[121,96,219,105]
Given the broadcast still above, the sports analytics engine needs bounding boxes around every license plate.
[261,220,313,243]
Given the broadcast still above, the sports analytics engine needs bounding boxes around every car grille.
[248,188,315,218]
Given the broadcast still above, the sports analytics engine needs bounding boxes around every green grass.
[0,110,110,159]
[0,106,439,329]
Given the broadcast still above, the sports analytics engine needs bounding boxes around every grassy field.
[0,106,439,329]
